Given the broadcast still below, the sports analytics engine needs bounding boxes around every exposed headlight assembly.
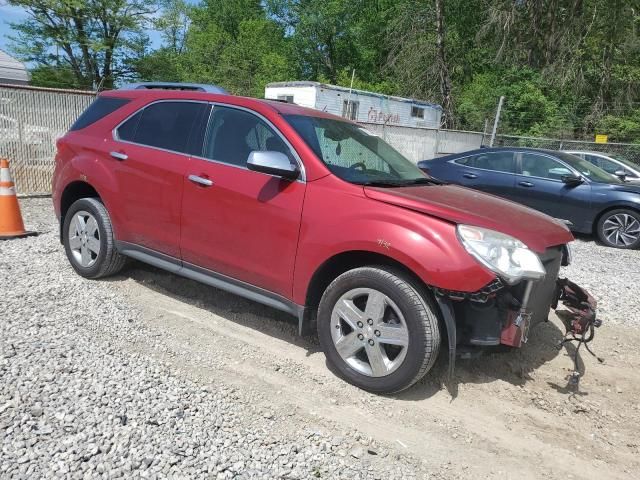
[457,225,545,285]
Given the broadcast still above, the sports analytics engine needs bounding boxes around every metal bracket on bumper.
[435,295,457,382]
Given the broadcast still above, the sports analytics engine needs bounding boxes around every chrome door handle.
[188,174,213,187]
[518,181,534,187]
[110,151,128,161]
[463,173,478,179]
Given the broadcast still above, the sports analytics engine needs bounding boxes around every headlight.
[457,225,545,285]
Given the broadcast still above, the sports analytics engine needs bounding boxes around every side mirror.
[614,169,628,181]
[247,151,300,180]
[561,174,583,185]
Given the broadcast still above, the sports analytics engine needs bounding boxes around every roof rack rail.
[118,82,228,94]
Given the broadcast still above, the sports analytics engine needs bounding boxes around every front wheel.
[596,209,640,249]
[317,267,440,394]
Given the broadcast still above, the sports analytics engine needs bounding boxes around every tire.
[62,197,127,278]
[317,267,440,394]
[596,208,640,249]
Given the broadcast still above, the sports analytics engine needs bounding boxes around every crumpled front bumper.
[437,245,598,349]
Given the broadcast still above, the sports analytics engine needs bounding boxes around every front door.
[180,105,306,298]
[512,151,592,230]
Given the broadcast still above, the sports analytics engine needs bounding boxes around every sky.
[0,3,163,61]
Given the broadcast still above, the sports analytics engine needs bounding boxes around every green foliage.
[7,0,156,89]
[6,0,640,141]
[597,111,640,143]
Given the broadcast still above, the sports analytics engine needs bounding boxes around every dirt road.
[112,261,640,480]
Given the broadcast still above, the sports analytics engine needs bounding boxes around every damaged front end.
[436,229,600,382]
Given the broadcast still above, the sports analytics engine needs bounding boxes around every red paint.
[53,89,573,311]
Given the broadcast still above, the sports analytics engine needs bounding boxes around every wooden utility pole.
[490,96,505,147]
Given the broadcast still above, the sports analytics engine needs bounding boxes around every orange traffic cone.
[0,158,37,239]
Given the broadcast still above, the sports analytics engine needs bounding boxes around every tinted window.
[469,151,514,173]
[592,156,619,174]
[116,111,142,142]
[453,156,470,166]
[119,101,205,153]
[521,153,571,180]
[70,96,130,131]
[203,106,294,166]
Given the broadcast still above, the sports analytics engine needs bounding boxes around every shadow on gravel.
[106,261,586,401]
[104,261,322,354]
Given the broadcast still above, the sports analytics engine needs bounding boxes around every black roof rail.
[118,82,228,94]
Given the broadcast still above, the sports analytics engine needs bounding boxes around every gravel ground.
[563,236,640,326]
[1,199,424,479]
[2,198,640,479]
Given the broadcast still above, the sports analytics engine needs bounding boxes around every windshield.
[283,114,434,186]
[555,151,622,184]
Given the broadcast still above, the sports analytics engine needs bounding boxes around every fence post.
[489,96,505,147]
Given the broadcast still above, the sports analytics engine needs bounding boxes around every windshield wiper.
[402,177,444,185]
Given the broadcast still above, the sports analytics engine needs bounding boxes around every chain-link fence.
[0,84,95,195]
[489,134,640,166]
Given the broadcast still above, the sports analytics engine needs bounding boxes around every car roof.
[101,88,348,122]
[564,150,613,156]
[432,146,567,160]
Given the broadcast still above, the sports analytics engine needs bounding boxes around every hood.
[364,184,573,253]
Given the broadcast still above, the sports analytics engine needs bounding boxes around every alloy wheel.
[330,288,409,377]
[602,213,640,247]
[68,210,101,267]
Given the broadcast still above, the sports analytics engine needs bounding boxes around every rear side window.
[465,151,515,173]
[70,97,130,131]
[116,101,206,154]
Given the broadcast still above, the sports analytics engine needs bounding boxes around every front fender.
[292,178,495,304]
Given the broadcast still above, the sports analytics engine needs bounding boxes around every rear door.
[512,151,592,229]
[180,104,305,298]
[450,150,517,197]
[109,100,207,257]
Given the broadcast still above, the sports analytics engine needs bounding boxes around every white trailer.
[265,81,442,128]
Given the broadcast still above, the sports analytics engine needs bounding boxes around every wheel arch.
[58,181,102,243]
[300,250,449,347]
[592,204,640,236]
[304,250,429,310]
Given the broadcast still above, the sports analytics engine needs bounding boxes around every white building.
[0,50,30,85]
[265,81,442,128]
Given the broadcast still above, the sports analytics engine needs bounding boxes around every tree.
[7,0,158,89]
[434,0,454,128]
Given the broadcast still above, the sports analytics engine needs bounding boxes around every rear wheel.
[317,267,440,394]
[63,197,126,278]
[596,209,640,249]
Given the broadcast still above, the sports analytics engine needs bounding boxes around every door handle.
[463,173,478,179]
[518,181,535,187]
[188,174,213,187]
[110,151,128,161]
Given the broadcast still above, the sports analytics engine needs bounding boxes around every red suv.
[53,83,578,393]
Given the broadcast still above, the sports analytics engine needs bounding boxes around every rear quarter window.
[70,97,130,131]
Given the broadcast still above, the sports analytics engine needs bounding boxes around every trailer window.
[411,106,425,119]
[342,100,359,120]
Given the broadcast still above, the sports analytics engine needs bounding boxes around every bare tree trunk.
[434,0,454,128]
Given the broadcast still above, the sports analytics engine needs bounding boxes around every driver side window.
[202,106,294,167]
[521,153,571,181]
